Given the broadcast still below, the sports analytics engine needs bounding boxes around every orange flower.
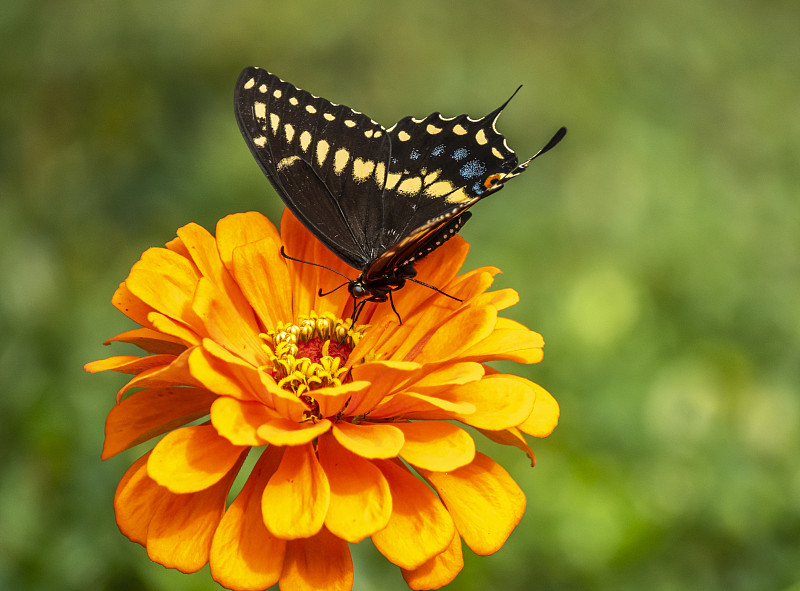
[86,209,559,591]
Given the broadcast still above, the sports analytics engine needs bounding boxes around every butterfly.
[234,66,565,321]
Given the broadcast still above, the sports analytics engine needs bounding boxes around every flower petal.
[116,347,199,401]
[371,459,455,570]
[421,452,525,556]
[147,454,243,572]
[103,386,216,460]
[210,447,286,591]
[148,425,247,493]
[281,527,353,591]
[478,427,536,466]
[401,526,464,590]
[460,318,545,364]
[256,417,332,446]
[112,280,156,327]
[262,442,330,539]
[332,421,404,459]
[114,452,163,545]
[396,421,475,472]
[318,433,392,543]
[215,211,280,270]
[104,327,188,355]
[346,360,421,416]
[230,236,292,331]
[84,354,176,375]
[210,396,276,446]
[413,305,497,363]
[518,382,560,437]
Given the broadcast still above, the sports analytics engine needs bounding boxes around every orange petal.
[415,305,497,363]
[262,442,330,539]
[346,360,421,416]
[147,454,244,572]
[406,374,536,430]
[103,386,216,460]
[421,452,525,556]
[395,421,475,472]
[318,433,392,543]
[147,311,202,346]
[114,452,163,545]
[518,382,560,437]
[116,347,199,401]
[112,280,156,327]
[191,277,265,367]
[84,354,176,375]
[188,341,263,402]
[460,321,545,364]
[126,247,203,328]
[230,236,292,331]
[148,424,247,493]
[332,421,404,459]
[215,211,280,270]
[104,327,188,355]
[177,222,256,326]
[256,417,332,446]
[371,459,455,570]
[478,427,536,466]
[210,447,286,591]
[471,287,519,312]
[369,391,476,420]
[312,380,371,418]
[281,527,353,591]
[410,362,484,393]
[401,526,463,590]
[210,396,276,446]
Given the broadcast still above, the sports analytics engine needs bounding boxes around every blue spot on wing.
[410,149,421,160]
[472,182,485,195]
[459,159,486,179]
[452,147,468,161]
[432,144,445,156]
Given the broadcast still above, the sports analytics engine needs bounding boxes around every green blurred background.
[2,0,798,589]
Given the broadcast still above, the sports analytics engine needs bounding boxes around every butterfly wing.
[234,67,391,270]
[362,97,531,281]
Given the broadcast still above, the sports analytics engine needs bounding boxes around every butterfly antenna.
[388,291,403,324]
[280,247,353,282]
[408,278,463,302]
[318,282,349,297]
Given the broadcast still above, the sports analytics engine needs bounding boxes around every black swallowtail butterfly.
[234,67,565,321]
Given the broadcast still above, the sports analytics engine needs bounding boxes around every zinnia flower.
[85,209,559,591]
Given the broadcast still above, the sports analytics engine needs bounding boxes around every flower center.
[260,312,367,419]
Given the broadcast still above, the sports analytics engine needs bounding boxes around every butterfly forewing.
[234,67,392,269]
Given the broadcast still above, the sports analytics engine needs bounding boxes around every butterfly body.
[234,67,565,317]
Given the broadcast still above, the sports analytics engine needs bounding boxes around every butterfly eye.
[483,174,503,189]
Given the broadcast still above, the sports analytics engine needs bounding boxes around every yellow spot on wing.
[426,124,442,134]
[324,113,335,121]
[289,97,299,106]
[244,77,255,90]
[317,140,330,166]
[254,102,266,120]
[492,147,503,158]
[273,89,282,98]
[353,158,375,181]
[445,187,473,204]
[334,148,350,174]
[425,180,456,197]
[364,129,373,138]
[475,129,488,145]
[270,113,280,134]
[253,136,267,147]
[300,130,312,152]
[284,123,295,143]
[277,156,300,170]
[306,105,317,114]
[397,176,422,195]
[259,84,267,93]
[385,172,401,190]
[374,130,383,138]
[374,161,386,186]
[397,131,411,141]
[344,120,356,128]
[453,124,467,135]
[424,170,440,184]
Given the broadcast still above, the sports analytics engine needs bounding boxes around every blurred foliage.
[1,0,799,589]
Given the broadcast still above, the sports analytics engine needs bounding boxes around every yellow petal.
[147,455,243,572]
[262,442,330,539]
[318,433,392,543]
[401,526,463,590]
[256,418,332,446]
[396,421,475,472]
[460,323,544,364]
[148,425,247,493]
[210,396,277,446]
[415,305,497,363]
[332,421,404,459]
[369,391,476,420]
[210,447,286,591]
[281,527,353,591]
[421,452,525,556]
[103,386,216,459]
[518,382,560,437]
[371,459,455,570]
